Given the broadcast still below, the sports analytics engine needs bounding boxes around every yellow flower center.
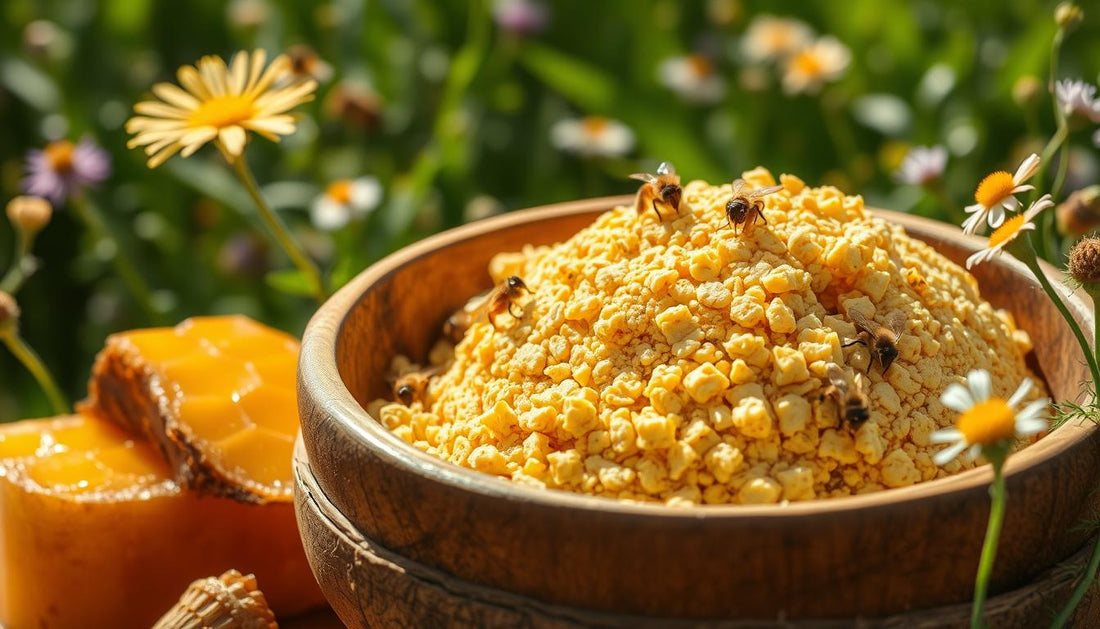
[974,171,1015,208]
[581,116,608,137]
[187,95,255,129]
[791,51,822,77]
[687,55,713,78]
[956,398,1016,446]
[326,180,353,205]
[987,214,1029,249]
[44,140,75,173]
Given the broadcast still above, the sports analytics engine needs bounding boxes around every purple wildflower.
[493,0,548,36]
[895,145,948,186]
[22,137,111,205]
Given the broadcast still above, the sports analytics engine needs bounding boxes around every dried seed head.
[0,291,19,334]
[1069,237,1100,285]
[1056,185,1100,238]
[1055,3,1083,29]
[6,196,53,239]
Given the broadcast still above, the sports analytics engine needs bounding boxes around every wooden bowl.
[295,196,1100,624]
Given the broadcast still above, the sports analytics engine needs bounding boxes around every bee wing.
[826,363,850,395]
[656,161,676,176]
[748,184,784,199]
[852,372,866,395]
[847,308,878,336]
[730,178,748,197]
[629,173,658,184]
[885,310,906,341]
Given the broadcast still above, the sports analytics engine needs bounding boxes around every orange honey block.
[83,315,300,502]
[0,414,323,629]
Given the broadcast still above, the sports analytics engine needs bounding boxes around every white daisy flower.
[930,369,1048,466]
[781,36,851,95]
[962,153,1041,235]
[895,145,947,185]
[657,55,727,105]
[550,116,634,158]
[741,15,813,64]
[310,176,382,231]
[1055,79,1100,123]
[965,194,1053,269]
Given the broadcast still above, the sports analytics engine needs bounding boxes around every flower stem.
[971,459,1006,629]
[70,195,160,321]
[0,231,32,294]
[1034,124,1069,262]
[1052,528,1100,628]
[230,156,326,303]
[1,329,68,415]
[1012,235,1100,388]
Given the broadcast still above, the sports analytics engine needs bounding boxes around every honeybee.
[391,365,443,406]
[725,179,783,235]
[843,309,906,374]
[629,161,682,220]
[823,363,871,426]
[442,309,472,344]
[483,275,532,329]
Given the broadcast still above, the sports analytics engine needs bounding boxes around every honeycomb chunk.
[82,316,300,503]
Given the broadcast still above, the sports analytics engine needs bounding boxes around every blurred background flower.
[658,55,727,104]
[0,0,1098,419]
[21,137,110,204]
[550,116,635,158]
[310,177,382,231]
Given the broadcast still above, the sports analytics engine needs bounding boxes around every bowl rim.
[299,194,1095,518]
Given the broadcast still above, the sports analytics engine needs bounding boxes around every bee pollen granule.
[370,169,1045,506]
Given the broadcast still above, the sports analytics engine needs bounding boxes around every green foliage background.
[0,0,1098,420]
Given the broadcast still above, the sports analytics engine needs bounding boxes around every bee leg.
[841,338,866,348]
[509,303,523,318]
[758,205,769,224]
[489,313,498,330]
[651,199,664,220]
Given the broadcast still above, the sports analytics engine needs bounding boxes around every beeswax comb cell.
[84,315,300,503]
[0,414,323,629]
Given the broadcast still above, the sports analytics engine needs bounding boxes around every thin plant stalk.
[230,156,326,303]
[0,230,32,294]
[1034,124,1068,262]
[971,459,1007,628]
[1031,23,1069,263]
[70,194,159,321]
[1008,235,1100,387]
[1054,284,1100,628]
[1,330,68,415]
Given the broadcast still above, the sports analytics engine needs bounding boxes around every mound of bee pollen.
[370,168,1045,506]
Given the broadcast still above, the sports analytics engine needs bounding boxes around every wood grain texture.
[296,196,1100,620]
[294,438,1100,628]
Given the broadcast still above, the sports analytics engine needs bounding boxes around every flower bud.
[1055,3,1083,29]
[1056,185,1100,238]
[6,196,53,239]
[1070,237,1100,286]
[0,291,19,335]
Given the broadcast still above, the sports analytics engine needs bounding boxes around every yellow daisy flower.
[962,153,1040,235]
[126,49,317,168]
[965,194,1054,269]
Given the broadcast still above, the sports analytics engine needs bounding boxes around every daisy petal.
[930,427,963,444]
[1007,378,1034,407]
[941,384,974,412]
[1016,398,1050,422]
[1013,153,1041,184]
[1016,417,1048,436]
[967,370,992,402]
[934,441,969,466]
